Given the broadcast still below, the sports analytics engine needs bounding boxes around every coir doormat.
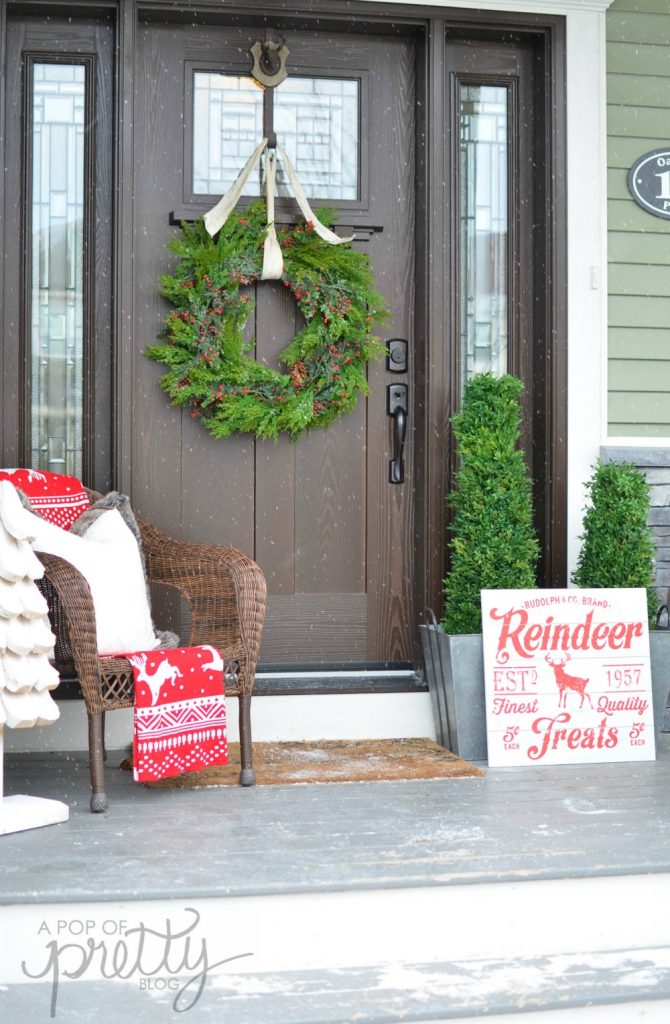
[141,738,484,788]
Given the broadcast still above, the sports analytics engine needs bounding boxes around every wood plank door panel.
[133,22,416,666]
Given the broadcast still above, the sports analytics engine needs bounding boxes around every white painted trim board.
[4,692,437,753]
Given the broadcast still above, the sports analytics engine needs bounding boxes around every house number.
[656,170,670,201]
[628,149,670,219]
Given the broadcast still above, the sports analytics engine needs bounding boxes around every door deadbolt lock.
[386,338,408,374]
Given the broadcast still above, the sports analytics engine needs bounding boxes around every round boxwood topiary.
[572,460,657,624]
[442,372,539,635]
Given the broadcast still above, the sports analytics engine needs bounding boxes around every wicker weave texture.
[37,488,267,808]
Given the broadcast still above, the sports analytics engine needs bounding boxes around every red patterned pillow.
[0,469,89,530]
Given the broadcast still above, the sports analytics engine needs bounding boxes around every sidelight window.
[458,83,509,392]
[30,62,86,478]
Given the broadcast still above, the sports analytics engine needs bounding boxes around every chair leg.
[88,711,108,813]
[238,693,256,787]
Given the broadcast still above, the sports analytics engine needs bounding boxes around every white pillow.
[29,508,159,656]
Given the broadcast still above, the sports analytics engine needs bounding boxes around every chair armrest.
[137,518,267,690]
[36,552,103,711]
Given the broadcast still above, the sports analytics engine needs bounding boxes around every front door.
[131,22,416,666]
[0,7,566,674]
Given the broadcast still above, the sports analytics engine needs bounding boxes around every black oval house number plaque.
[628,148,670,220]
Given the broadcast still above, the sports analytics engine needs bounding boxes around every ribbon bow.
[203,138,354,280]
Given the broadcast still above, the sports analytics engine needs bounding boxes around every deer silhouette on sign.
[128,653,183,706]
[545,653,593,710]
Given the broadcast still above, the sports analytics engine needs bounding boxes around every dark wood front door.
[132,23,416,666]
[0,6,566,675]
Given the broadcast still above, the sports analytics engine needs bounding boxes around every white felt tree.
[0,480,68,834]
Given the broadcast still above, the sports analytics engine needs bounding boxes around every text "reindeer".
[128,653,182,706]
[545,653,593,710]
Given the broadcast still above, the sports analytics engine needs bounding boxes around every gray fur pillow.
[15,488,41,516]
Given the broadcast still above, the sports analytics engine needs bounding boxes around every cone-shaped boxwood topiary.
[442,373,539,635]
[572,460,657,624]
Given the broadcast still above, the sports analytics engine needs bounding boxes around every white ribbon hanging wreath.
[202,138,354,278]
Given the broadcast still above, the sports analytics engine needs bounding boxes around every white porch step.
[198,951,670,1023]
[3,873,670,1022]
[143,948,670,1022]
[3,747,670,1021]
[3,945,670,1022]
[5,689,437,752]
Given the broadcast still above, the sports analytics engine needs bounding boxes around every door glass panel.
[192,72,359,200]
[193,73,263,195]
[274,77,358,200]
[31,62,86,477]
[459,83,508,393]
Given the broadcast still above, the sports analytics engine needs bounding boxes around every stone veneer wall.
[601,447,670,612]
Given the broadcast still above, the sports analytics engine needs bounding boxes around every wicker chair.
[36,489,267,813]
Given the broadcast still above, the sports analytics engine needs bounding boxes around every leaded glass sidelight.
[459,84,509,393]
[30,63,86,478]
[192,71,359,201]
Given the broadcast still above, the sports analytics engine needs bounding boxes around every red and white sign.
[481,588,655,767]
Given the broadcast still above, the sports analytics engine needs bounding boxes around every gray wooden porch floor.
[3,740,670,902]
[3,741,670,1023]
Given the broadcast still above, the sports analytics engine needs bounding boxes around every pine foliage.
[442,373,539,634]
[572,460,657,623]
[146,200,388,441]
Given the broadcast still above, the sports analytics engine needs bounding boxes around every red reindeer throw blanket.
[127,645,228,782]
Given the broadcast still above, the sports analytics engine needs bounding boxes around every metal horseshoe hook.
[250,40,290,88]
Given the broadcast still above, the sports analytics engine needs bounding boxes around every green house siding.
[607,0,670,437]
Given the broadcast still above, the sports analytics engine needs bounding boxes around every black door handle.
[388,383,408,484]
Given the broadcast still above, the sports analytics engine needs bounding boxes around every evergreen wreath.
[146,200,388,440]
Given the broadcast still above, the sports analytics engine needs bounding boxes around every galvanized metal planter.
[650,629,670,737]
[421,612,670,763]
[419,612,487,763]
